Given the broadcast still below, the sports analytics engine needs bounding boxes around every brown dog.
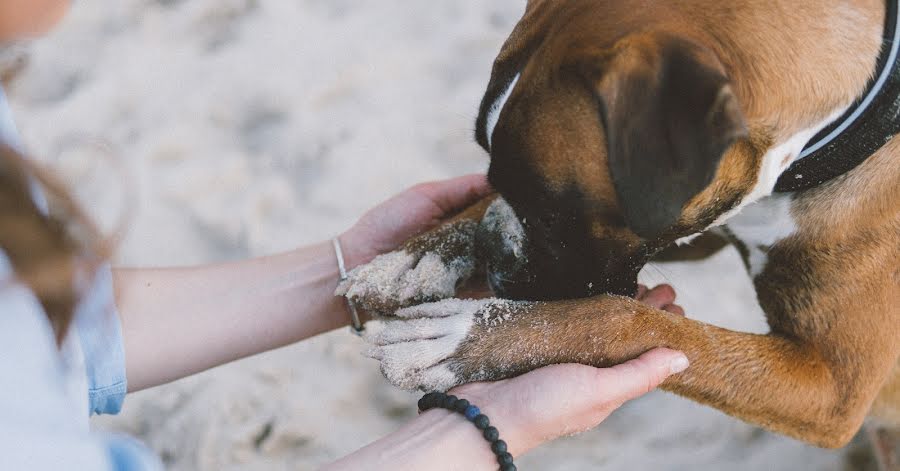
[339,0,900,448]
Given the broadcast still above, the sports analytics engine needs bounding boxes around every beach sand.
[5,1,872,469]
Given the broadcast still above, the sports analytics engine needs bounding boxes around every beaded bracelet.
[418,392,516,471]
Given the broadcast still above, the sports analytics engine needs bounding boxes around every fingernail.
[669,355,690,374]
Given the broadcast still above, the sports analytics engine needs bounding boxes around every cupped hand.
[450,348,690,457]
[339,174,492,269]
[447,283,686,458]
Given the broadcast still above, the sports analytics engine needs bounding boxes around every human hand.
[326,347,685,471]
[450,347,689,457]
[450,283,685,456]
[447,283,685,456]
[339,174,492,270]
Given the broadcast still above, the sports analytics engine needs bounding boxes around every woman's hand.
[326,346,688,471]
[339,174,492,269]
[451,348,689,457]
[326,284,688,470]
[450,283,687,456]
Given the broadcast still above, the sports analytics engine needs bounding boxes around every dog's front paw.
[336,221,480,314]
[363,298,535,391]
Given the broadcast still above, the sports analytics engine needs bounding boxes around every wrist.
[410,409,501,470]
[325,238,371,331]
[328,408,499,471]
[451,387,534,458]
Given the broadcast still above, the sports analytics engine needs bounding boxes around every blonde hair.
[0,144,109,344]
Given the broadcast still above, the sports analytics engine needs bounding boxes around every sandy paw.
[335,221,479,314]
[362,298,536,391]
[362,299,495,391]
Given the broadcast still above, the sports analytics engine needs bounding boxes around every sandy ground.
[4,1,876,469]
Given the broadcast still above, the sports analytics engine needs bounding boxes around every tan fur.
[366,0,899,448]
[446,142,899,445]
[443,0,898,447]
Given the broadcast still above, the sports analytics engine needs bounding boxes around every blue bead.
[464,405,480,421]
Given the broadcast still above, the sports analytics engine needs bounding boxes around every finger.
[635,284,648,299]
[412,174,492,215]
[662,304,686,316]
[638,284,677,309]
[594,348,689,404]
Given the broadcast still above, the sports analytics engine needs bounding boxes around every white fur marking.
[727,193,798,277]
[674,232,703,246]
[336,236,476,312]
[706,106,849,231]
[335,250,416,298]
[364,299,493,391]
[485,73,521,149]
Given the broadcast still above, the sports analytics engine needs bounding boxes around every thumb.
[595,348,689,406]
[412,174,492,215]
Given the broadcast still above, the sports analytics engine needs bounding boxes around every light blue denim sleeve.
[75,264,129,416]
[0,253,163,470]
[0,86,22,150]
[0,84,128,416]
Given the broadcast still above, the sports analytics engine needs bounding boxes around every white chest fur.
[675,107,847,248]
[725,193,798,277]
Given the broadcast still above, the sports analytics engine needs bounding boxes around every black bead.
[483,426,499,442]
[491,440,508,454]
[453,399,470,413]
[442,395,458,409]
[501,464,516,471]
[473,414,490,429]
[420,393,434,409]
[497,452,514,466]
[424,392,442,409]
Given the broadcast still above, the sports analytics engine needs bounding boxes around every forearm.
[324,409,499,471]
[114,239,368,392]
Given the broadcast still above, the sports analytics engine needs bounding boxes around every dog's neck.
[774,0,900,193]
[686,0,892,233]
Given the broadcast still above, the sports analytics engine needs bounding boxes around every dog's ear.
[576,35,748,239]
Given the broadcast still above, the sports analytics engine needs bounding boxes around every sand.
[4,1,870,469]
[336,220,479,314]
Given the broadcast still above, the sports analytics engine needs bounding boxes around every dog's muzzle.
[476,197,531,297]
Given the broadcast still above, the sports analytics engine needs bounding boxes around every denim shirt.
[0,87,162,470]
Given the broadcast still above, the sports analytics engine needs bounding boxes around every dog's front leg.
[336,195,498,314]
[365,295,895,448]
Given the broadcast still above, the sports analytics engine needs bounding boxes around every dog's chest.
[724,194,798,277]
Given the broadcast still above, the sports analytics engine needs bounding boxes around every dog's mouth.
[477,197,643,301]
[484,260,640,300]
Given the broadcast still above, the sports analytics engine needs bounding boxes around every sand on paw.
[480,197,526,259]
[362,298,535,391]
[336,221,479,314]
[363,299,492,391]
[477,197,530,287]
